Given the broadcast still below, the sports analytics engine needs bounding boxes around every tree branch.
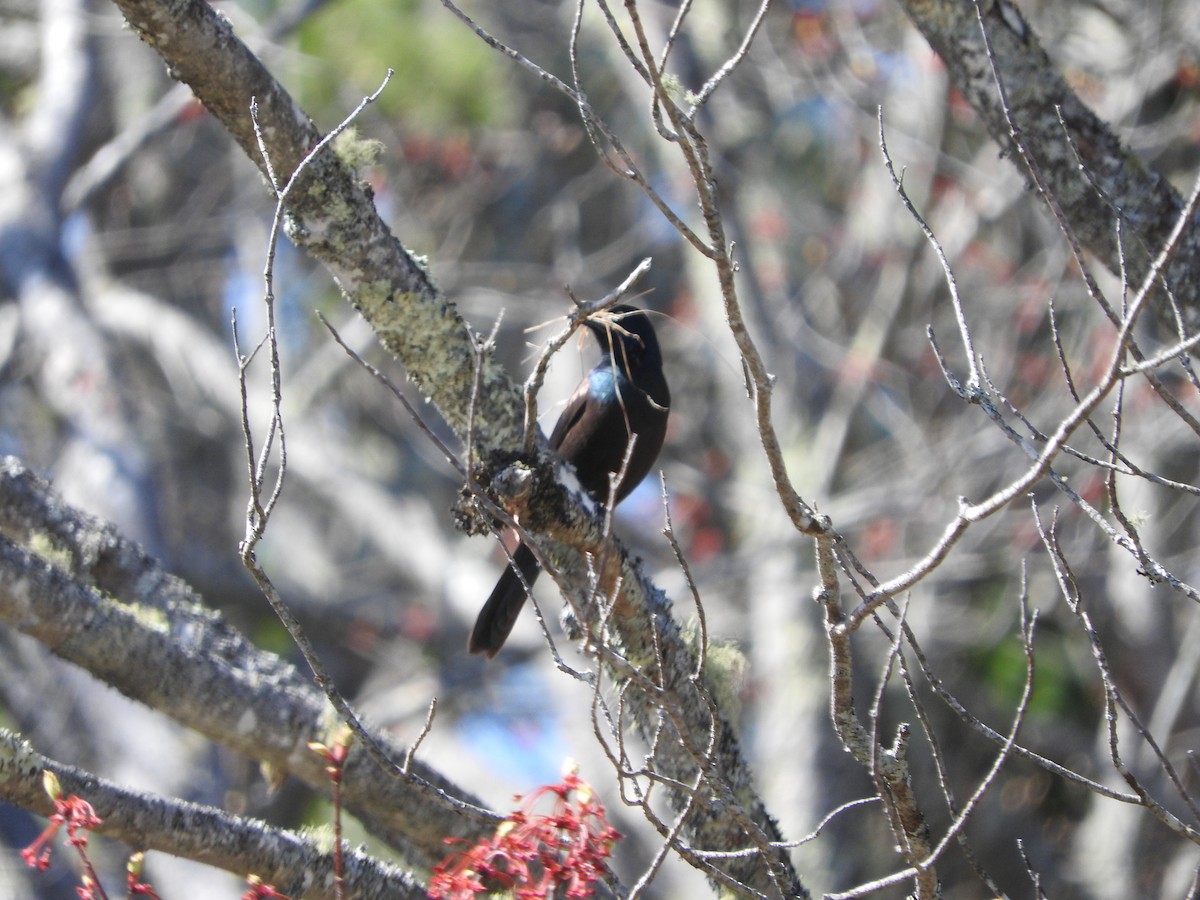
[900,0,1200,318]
[0,457,497,867]
[0,730,421,899]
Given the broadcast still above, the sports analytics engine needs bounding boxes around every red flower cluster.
[21,772,102,872]
[20,771,117,899]
[428,770,621,899]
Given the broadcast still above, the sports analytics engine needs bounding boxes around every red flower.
[429,767,620,899]
[21,773,102,873]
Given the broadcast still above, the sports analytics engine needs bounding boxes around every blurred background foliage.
[3,0,1200,895]
[295,0,513,127]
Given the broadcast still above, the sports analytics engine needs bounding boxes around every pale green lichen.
[27,532,74,572]
[123,600,170,634]
[660,73,685,104]
[683,621,749,724]
[297,183,353,241]
[332,127,384,175]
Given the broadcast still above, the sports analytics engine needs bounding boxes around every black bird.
[469,305,670,658]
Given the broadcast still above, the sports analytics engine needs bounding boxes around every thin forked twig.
[879,107,980,393]
[687,0,771,116]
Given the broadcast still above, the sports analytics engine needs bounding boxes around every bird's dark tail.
[468,542,541,658]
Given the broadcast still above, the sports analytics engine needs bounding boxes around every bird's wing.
[548,377,592,450]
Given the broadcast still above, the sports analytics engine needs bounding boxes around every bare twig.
[403,698,438,776]
[879,107,980,392]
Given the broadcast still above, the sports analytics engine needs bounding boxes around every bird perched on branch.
[469,305,670,658]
